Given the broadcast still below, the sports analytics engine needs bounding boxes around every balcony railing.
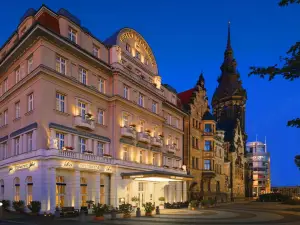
[74,115,95,130]
[203,129,214,136]
[203,151,215,158]
[137,132,151,143]
[166,144,177,154]
[121,127,136,139]
[151,137,163,147]
[202,169,216,178]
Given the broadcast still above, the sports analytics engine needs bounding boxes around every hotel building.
[0,6,190,213]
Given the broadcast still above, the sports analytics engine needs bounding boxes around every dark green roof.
[202,111,216,121]
[162,84,177,93]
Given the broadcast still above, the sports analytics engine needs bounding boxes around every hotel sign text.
[9,161,37,173]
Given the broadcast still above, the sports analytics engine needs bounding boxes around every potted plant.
[93,203,105,221]
[129,124,136,130]
[65,146,74,150]
[83,150,93,154]
[86,200,94,214]
[190,200,198,210]
[85,113,93,119]
[131,196,139,207]
[27,201,41,215]
[143,202,155,216]
[201,199,210,209]
[158,197,165,209]
[119,203,132,218]
[12,200,25,213]
[1,200,10,211]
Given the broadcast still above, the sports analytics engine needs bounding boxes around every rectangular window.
[122,113,129,127]
[93,45,100,58]
[27,132,33,152]
[204,140,212,151]
[4,78,8,93]
[135,50,141,60]
[196,138,199,149]
[79,137,87,153]
[204,160,211,170]
[145,58,149,65]
[79,67,87,85]
[27,56,33,74]
[124,85,129,99]
[175,118,179,128]
[56,132,65,150]
[175,138,179,148]
[168,114,172,125]
[56,56,66,74]
[172,95,176,104]
[167,158,172,167]
[99,78,105,93]
[15,102,20,119]
[139,120,145,132]
[123,147,129,161]
[153,153,158,166]
[192,157,195,169]
[28,93,34,112]
[15,67,21,83]
[126,43,131,53]
[196,158,199,169]
[204,124,212,132]
[97,142,104,156]
[152,101,157,113]
[78,101,86,118]
[4,110,8,125]
[68,27,77,43]
[139,151,143,163]
[98,110,104,125]
[138,93,144,107]
[138,182,144,191]
[56,93,65,113]
[14,137,20,155]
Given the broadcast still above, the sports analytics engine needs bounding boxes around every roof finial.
[227,21,231,49]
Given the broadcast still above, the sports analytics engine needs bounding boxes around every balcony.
[137,132,151,143]
[203,151,215,158]
[74,115,95,130]
[151,137,163,147]
[165,144,177,154]
[121,127,136,139]
[202,169,216,178]
[203,131,214,136]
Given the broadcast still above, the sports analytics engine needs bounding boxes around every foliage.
[249,1,300,129]
[142,202,155,213]
[92,203,105,217]
[282,198,300,205]
[119,203,132,216]
[259,193,289,202]
[190,200,199,208]
[1,200,10,210]
[131,196,139,202]
[27,201,41,213]
[158,197,165,202]
[201,199,210,206]
[209,199,216,205]
[12,200,25,212]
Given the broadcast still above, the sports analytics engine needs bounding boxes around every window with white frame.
[15,67,21,83]
[79,67,87,85]
[28,93,34,112]
[138,93,144,107]
[3,142,8,159]
[175,118,179,128]
[68,27,77,43]
[4,110,8,125]
[78,101,86,118]
[138,182,144,191]
[152,101,157,114]
[56,132,65,150]
[93,45,99,58]
[14,137,20,155]
[27,132,33,152]
[122,113,129,127]
[204,160,211,170]
[124,85,129,99]
[98,110,104,125]
[56,56,66,74]
[167,135,172,145]
[4,78,8,93]
[79,137,87,153]
[56,92,66,112]
[97,142,104,156]
[168,114,172,125]
[126,43,131,53]
[139,120,145,132]
[15,101,20,119]
[139,151,143,163]
[123,147,129,161]
[27,56,33,74]
[99,78,105,93]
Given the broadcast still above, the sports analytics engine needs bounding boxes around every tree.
[249,0,300,128]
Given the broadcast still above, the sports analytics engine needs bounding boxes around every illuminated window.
[15,101,20,119]
[97,142,104,156]
[28,93,34,112]
[122,113,129,127]
[26,176,33,205]
[68,27,77,43]
[124,85,129,99]
[27,56,33,74]
[138,93,144,107]
[56,132,65,150]
[126,43,131,53]
[135,50,141,60]
[14,177,20,201]
[93,45,100,58]
[78,101,86,118]
[123,147,129,161]
[56,176,65,207]
[152,101,157,114]
[204,141,212,151]
[27,132,33,152]
[99,78,105,93]
[204,160,211,170]
[56,93,65,113]
[56,56,66,74]
[15,67,21,83]
[79,68,87,85]
[80,177,87,206]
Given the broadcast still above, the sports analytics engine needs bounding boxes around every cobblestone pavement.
[1,202,300,225]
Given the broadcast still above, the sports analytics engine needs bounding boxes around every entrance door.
[138,182,145,207]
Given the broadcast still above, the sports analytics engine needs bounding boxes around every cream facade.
[0,6,189,213]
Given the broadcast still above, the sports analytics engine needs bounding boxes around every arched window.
[25,176,33,205]
[80,177,87,206]
[13,177,20,201]
[0,179,4,200]
[56,176,65,207]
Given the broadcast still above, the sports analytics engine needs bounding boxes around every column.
[74,136,79,152]
[95,173,101,204]
[34,167,48,212]
[168,184,172,203]
[183,181,187,202]
[74,171,81,209]
[67,134,72,148]
[110,173,118,207]
[88,139,92,152]
[21,134,26,154]
[176,182,182,202]
[93,140,98,155]
[49,168,56,212]
[32,130,37,150]
[11,139,15,156]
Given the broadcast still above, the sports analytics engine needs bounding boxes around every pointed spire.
[197,71,205,89]
[227,21,232,50]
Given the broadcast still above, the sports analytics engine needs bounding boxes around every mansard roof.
[202,111,216,121]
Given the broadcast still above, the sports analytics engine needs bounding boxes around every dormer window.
[204,124,213,133]
[135,50,141,61]
[126,43,131,53]
[68,27,77,43]
[93,45,100,58]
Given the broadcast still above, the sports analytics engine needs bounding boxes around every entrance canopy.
[121,170,193,182]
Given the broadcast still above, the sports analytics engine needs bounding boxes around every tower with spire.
[212,22,247,146]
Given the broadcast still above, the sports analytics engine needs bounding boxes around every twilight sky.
[1,0,299,186]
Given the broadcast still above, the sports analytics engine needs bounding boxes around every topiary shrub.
[1,200,10,211]
[12,200,25,212]
[28,201,41,213]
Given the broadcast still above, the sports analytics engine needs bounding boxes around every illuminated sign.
[9,161,37,173]
[130,175,144,178]
[104,166,112,173]
[62,161,73,168]
[170,176,184,180]
[78,163,101,170]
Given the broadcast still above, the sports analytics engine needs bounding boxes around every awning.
[121,170,193,182]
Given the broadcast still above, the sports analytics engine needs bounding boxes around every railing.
[74,115,95,130]
[203,151,215,158]
[165,144,177,154]
[151,137,163,147]
[137,132,151,143]
[121,127,136,138]
[55,150,113,164]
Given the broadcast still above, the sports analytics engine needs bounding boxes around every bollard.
[79,210,86,223]
[156,206,160,215]
[111,209,117,220]
[136,207,141,217]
